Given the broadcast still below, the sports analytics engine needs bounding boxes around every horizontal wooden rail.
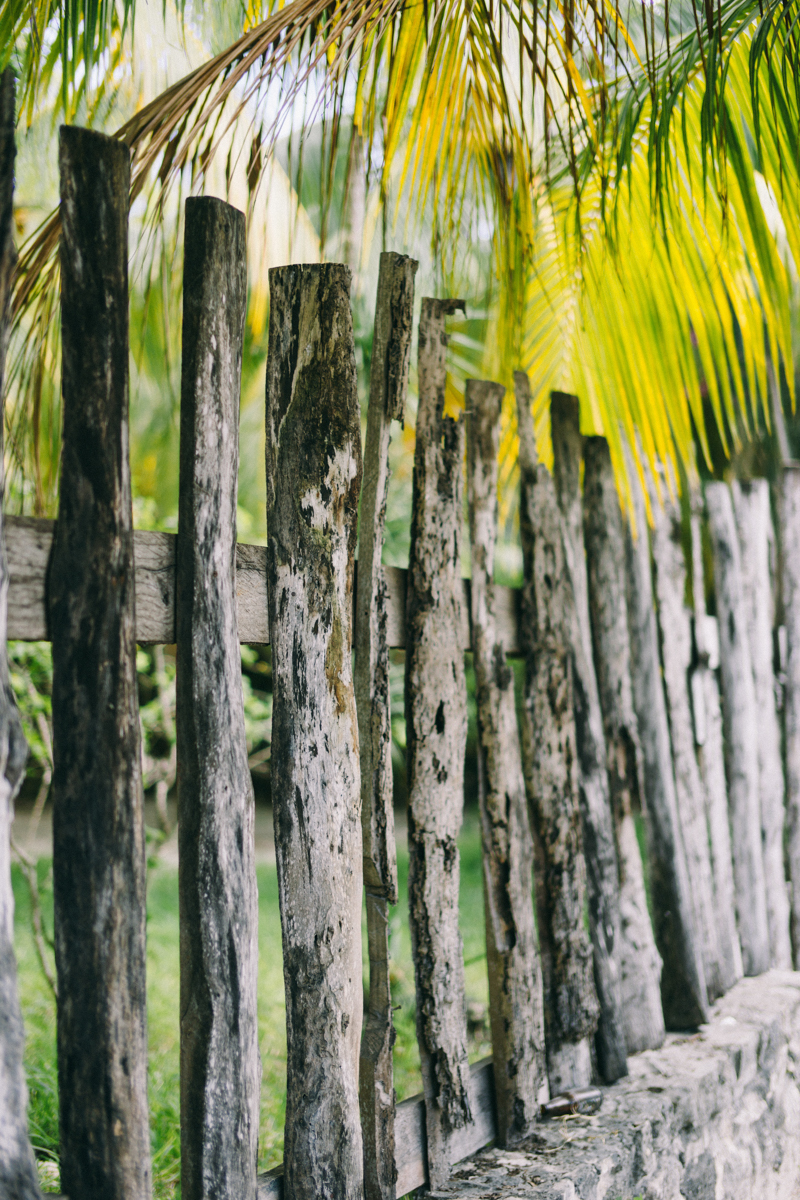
[5,516,522,653]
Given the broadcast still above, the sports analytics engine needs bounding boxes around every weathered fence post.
[549,393,627,1083]
[650,476,725,1000]
[582,437,664,1051]
[706,483,770,976]
[50,126,151,1199]
[625,460,708,1027]
[0,67,41,1200]
[732,479,792,969]
[783,465,800,964]
[468,377,547,1139]
[265,264,364,1200]
[517,377,598,1094]
[356,250,417,1200]
[406,298,472,1189]
[176,198,259,1200]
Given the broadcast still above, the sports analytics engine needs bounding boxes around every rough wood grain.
[549,393,627,1083]
[782,466,800,966]
[355,251,417,1200]
[649,477,724,1000]
[50,125,151,1200]
[468,377,547,1141]
[624,461,708,1028]
[0,67,42,1200]
[706,482,770,976]
[176,198,259,1200]
[732,479,792,969]
[582,437,664,1052]
[265,263,363,1200]
[516,376,597,1095]
[689,493,743,991]
[405,297,473,1190]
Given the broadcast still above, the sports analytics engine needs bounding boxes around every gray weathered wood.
[176,198,259,1200]
[582,437,664,1051]
[405,297,472,1190]
[732,479,792,969]
[649,475,724,1000]
[0,67,42,1200]
[689,492,743,991]
[266,264,364,1200]
[624,459,708,1027]
[51,125,151,1200]
[549,393,627,1082]
[356,250,417,1200]
[468,377,547,1141]
[706,482,770,976]
[782,466,800,966]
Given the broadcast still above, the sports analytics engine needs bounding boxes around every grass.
[13,807,491,1198]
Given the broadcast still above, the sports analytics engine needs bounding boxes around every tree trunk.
[650,478,725,999]
[625,461,708,1027]
[51,126,151,1200]
[782,465,800,966]
[405,297,472,1190]
[265,264,364,1200]
[356,251,417,1200]
[732,479,792,968]
[176,198,259,1200]
[689,493,743,991]
[0,67,41,1200]
[468,377,547,1140]
[705,483,770,976]
[549,393,627,1083]
[582,437,664,1051]
[517,379,598,1095]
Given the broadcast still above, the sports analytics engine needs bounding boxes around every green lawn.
[13,808,490,1198]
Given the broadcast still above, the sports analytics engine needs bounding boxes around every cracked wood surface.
[783,466,800,967]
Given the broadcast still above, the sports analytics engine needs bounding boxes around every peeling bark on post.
[0,68,41,1200]
[582,438,663,1052]
[406,297,472,1190]
[177,199,259,1200]
[549,393,627,1083]
[51,126,151,1200]
[689,493,743,990]
[706,483,770,977]
[468,377,547,1141]
[625,462,708,1028]
[517,378,598,1096]
[732,479,792,969]
[265,264,364,1200]
[355,251,417,1200]
[782,466,800,966]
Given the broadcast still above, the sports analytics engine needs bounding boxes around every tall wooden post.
[468,377,547,1140]
[356,251,417,1200]
[265,264,364,1200]
[176,198,259,1200]
[549,393,627,1083]
[406,298,472,1189]
[51,126,151,1200]
[782,465,800,965]
[582,437,664,1052]
[0,67,41,1200]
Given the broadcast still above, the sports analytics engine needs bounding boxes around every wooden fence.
[3,94,800,1200]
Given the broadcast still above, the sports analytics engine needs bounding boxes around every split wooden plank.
[405,297,473,1190]
[265,264,364,1200]
[732,479,792,969]
[176,198,259,1200]
[50,126,151,1200]
[0,67,42,1200]
[625,460,708,1027]
[516,377,598,1095]
[689,491,743,990]
[355,250,417,1200]
[782,465,800,966]
[649,477,724,1001]
[467,377,547,1142]
[706,482,770,976]
[549,393,627,1083]
[582,437,664,1051]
